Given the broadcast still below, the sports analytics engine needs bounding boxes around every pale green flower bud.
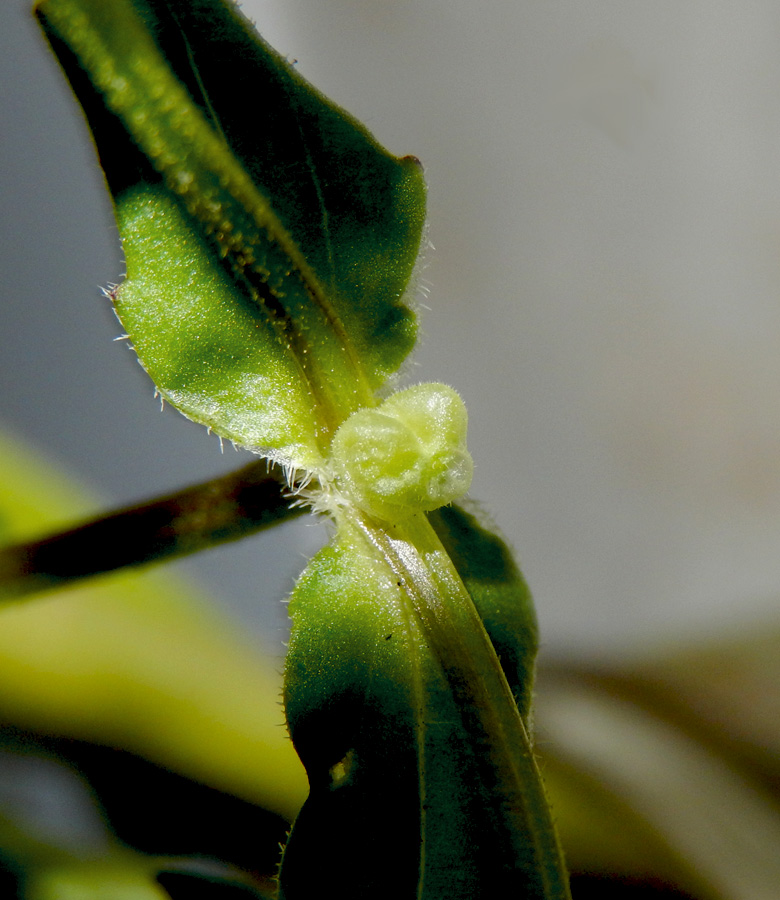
[331,383,473,521]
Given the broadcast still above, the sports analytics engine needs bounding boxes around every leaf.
[0,740,168,900]
[429,502,538,724]
[536,668,780,900]
[0,459,300,600]
[0,428,306,821]
[0,735,276,899]
[36,0,427,470]
[281,507,568,900]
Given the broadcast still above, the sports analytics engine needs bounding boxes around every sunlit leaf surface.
[37,0,426,469]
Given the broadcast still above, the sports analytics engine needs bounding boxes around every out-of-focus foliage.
[539,632,780,900]
[0,430,306,819]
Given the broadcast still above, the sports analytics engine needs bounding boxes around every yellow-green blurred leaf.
[536,668,780,900]
[0,429,306,821]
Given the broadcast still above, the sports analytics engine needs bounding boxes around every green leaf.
[536,668,780,900]
[36,0,426,470]
[281,508,569,900]
[0,428,306,821]
[429,502,538,724]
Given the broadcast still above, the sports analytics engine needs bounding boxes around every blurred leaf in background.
[539,627,780,900]
[0,428,305,894]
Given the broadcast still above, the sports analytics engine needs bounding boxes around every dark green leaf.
[281,509,568,900]
[36,0,426,469]
[429,502,538,723]
[0,460,299,600]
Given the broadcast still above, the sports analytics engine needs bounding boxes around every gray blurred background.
[4,0,780,661]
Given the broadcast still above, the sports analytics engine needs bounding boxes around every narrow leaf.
[429,503,538,723]
[537,670,780,900]
[281,509,569,900]
[0,460,299,600]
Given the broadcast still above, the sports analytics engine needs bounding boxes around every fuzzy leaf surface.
[37,0,426,469]
[281,508,568,900]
